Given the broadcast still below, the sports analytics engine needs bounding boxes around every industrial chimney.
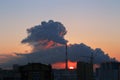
[65,44,68,70]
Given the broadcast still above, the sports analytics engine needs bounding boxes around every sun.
[69,66,74,69]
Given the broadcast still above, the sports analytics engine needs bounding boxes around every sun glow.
[69,66,74,69]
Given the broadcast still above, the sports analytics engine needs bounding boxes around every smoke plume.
[0,20,117,69]
[21,20,67,51]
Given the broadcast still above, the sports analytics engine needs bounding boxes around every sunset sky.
[0,0,120,63]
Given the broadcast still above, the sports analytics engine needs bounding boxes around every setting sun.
[69,66,74,69]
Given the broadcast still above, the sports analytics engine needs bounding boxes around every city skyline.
[0,0,120,68]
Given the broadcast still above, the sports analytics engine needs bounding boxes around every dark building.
[19,63,53,80]
[0,67,21,80]
[96,62,120,80]
[77,61,93,80]
[53,69,77,80]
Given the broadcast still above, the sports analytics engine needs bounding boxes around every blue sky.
[0,0,120,60]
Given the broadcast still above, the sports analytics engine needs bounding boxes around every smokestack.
[65,44,68,70]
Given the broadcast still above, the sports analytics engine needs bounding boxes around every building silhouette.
[19,63,53,80]
[1,61,119,80]
[96,61,120,80]
[53,69,77,80]
[0,67,21,80]
[77,61,93,80]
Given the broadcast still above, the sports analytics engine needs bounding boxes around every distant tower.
[65,44,68,70]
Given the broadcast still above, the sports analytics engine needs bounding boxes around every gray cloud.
[21,20,68,51]
[0,20,117,69]
[0,43,116,69]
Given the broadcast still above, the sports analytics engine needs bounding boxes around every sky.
[0,0,120,64]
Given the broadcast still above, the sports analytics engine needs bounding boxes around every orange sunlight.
[52,60,76,69]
